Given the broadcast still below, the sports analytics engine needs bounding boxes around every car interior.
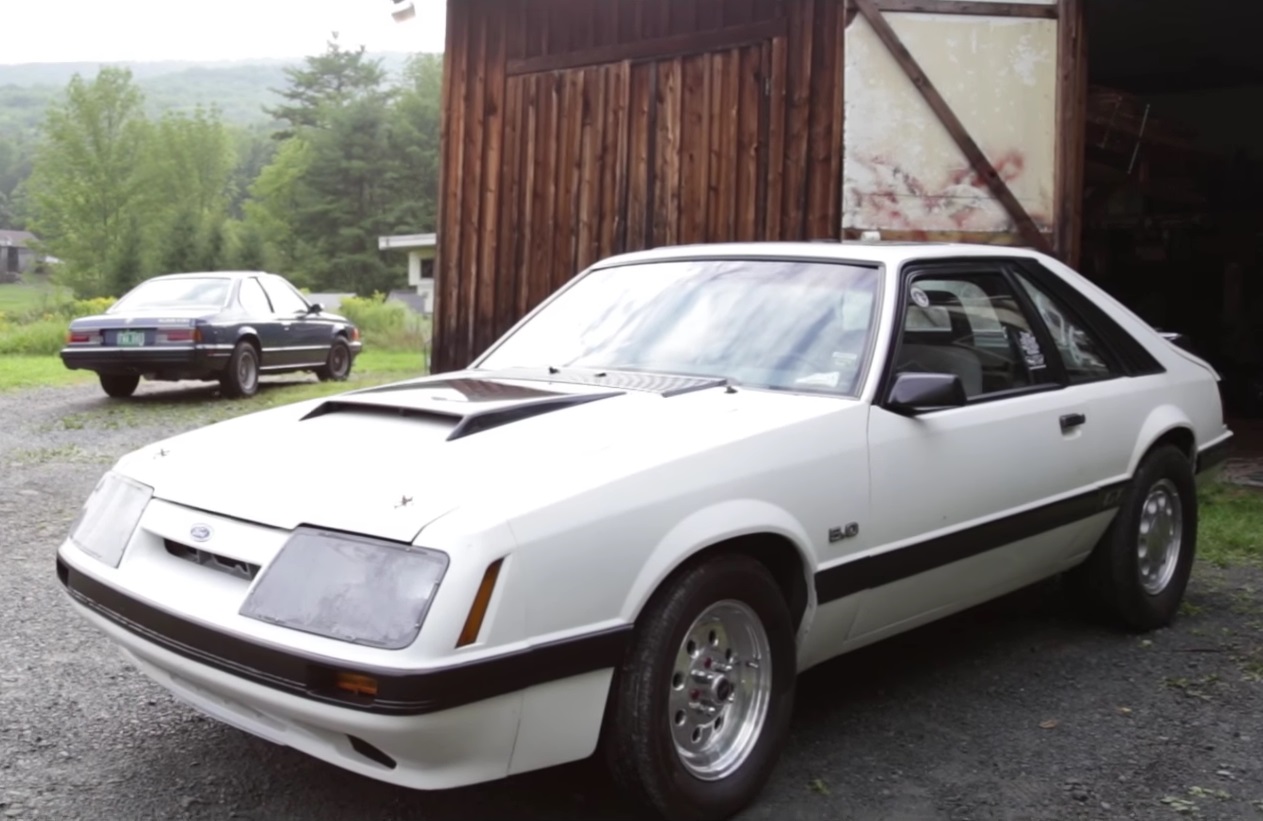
[894,284,1040,399]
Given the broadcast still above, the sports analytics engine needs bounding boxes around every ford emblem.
[190,524,213,543]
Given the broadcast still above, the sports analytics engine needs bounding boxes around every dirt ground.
[2,380,1262,820]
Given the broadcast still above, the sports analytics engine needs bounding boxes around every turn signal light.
[334,672,379,697]
[457,559,504,648]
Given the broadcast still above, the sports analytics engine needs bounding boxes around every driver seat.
[898,290,983,397]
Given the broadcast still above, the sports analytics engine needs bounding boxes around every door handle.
[1060,413,1086,432]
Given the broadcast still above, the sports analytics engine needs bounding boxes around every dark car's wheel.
[99,373,139,398]
[603,554,796,821]
[1069,444,1197,631]
[316,338,352,382]
[220,341,260,398]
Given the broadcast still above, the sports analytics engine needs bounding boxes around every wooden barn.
[430,0,1263,382]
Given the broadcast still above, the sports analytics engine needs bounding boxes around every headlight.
[239,528,449,650]
[68,472,153,568]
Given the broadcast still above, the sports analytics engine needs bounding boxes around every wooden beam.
[874,0,1057,18]
[851,0,1052,254]
[507,19,788,76]
[1053,0,1086,267]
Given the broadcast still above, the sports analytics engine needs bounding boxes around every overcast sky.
[1,0,447,64]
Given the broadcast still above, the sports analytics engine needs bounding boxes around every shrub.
[337,293,431,352]
[0,318,73,356]
[0,296,119,356]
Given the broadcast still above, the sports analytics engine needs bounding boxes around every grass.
[1198,482,1263,567]
[0,355,96,391]
[0,278,60,316]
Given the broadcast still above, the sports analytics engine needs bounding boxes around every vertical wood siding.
[435,0,846,372]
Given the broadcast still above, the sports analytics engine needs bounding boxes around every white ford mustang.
[58,242,1232,820]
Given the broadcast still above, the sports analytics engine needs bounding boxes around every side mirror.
[308,303,323,315]
[887,372,967,416]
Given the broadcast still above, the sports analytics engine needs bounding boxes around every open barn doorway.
[1081,0,1263,423]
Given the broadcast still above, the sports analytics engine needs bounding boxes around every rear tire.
[1068,444,1197,631]
[219,341,260,398]
[316,338,352,382]
[98,373,139,398]
[603,554,796,821]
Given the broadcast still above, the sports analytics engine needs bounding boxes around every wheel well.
[670,534,810,631]
[238,334,261,354]
[1147,426,1196,464]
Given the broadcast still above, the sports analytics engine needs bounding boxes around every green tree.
[241,137,316,277]
[227,219,267,270]
[297,95,408,294]
[387,53,443,234]
[159,207,202,274]
[107,213,147,296]
[197,218,227,271]
[0,191,15,229]
[266,34,390,139]
[228,125,277,218]
[25,67,153,297]
[149,107,236,219]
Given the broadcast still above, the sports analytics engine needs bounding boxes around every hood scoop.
[301,377,625,442]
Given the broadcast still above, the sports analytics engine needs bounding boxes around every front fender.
[620,498,818,628]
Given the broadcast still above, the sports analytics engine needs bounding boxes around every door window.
[1014,273,1119,384]
[896,271,1053,399]
[238,278,272,315]
[260,276,310,316]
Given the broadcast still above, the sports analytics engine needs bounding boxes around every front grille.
[164,539,260,581]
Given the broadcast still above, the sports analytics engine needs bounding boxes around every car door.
[852,259,1129,642]
[259,275,327,368]
[237,277,287,368]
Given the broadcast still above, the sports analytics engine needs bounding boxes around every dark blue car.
[60,271,363,399]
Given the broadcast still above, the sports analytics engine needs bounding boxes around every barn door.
[625,42,774,250]
[504,61,633,320]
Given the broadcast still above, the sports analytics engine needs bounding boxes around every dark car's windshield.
[478,258,882,395]
[110,277,231,312]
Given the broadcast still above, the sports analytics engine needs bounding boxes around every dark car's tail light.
[157,328,201,344]
[66,331,102,345]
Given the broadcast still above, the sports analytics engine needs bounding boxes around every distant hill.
[0,52,421,135]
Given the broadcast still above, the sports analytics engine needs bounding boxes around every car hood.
[113,370,855,543]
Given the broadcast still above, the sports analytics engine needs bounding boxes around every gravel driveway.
[3,380,1262,821]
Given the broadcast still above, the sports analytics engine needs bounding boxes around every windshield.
[111,278,231,312]
[478,258,882,395]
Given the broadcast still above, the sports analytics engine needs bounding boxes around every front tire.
[316,338,352,382]
[1071,444,1198,631]
[603,555,796,821]
[219,341,260,398]
[98,373,139,398]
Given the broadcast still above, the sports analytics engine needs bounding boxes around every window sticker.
[910,287,931,308]
[1018,330,1046,370]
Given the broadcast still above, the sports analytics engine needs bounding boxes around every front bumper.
[69,598,524,789]
[56,550,628,788]
[59,344,232,379]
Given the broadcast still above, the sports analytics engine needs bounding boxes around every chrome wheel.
[1138,478,1183,595]
[668,600,772,781]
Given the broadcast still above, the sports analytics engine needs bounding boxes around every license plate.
[116,331,145,347]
